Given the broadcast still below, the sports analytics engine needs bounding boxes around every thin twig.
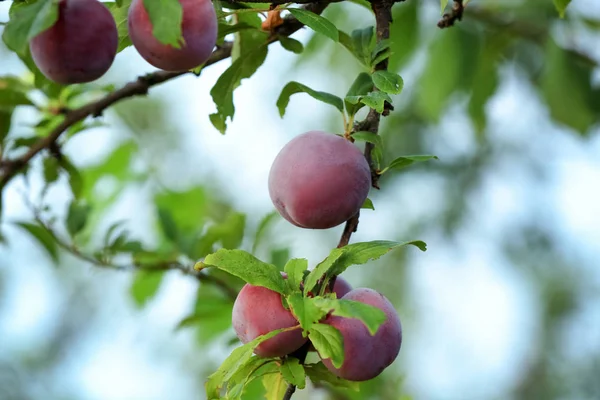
[438,0,465,28]
[31,212,239,300]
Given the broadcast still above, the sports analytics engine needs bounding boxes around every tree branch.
[282,1,396,398]
[438,0,465,28]
[31,213,239,300]
[0,3,330,191]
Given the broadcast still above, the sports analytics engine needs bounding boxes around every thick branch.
[0,4,329,190]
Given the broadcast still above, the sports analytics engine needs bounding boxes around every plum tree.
[29,0,118,84]
[319,288,402,381]
[232,282,307,357]
[268,131,371,229]
[128,0,218,71]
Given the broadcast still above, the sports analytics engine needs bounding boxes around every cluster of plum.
[232,131,403,382]
[233,277,402,382]
[29,0,217,84]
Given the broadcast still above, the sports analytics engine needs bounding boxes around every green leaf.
[440,0,449,14]
[284,258,307,293]
[280,358,306,389]
[130,270,165,308]
[0,76,34,109]
[227,357,279,397]
[279,36,304,54]
[351,26,374,65]
[210,43,268,133]
[288,9,339,42]
[380,155,438,174]
[66,201,91,237]
[553,0,572,18]
[198,249,287,294]
[0,110,13,143]
[193,211,246,257]
[389,0,419,70]
[361,198,374,210]
[231,13,265,62]
[351,131,382,147]
[42,157,60,184]
[416,28,463,121]
[344,72,373,116]
[308,323,344,368]
[142,0,184,48]
[157,208,178,243]
[304,362,359,391]
[313,298,386,335]
[105,0,133,52]
[252,211,279,254]
[287,293,328,331]
[206,328,288,399]
[2,0,59,55]
[59,156,83,199]
[371,39,390,65]
[346,91,392,114]
[372,71,404,95]
[262,373,287,400]
[303,248,345,295]
[330,240,427,276]
[14,222,59,262]
[276,81,344,117]
[541,40,600,134]
[218,21,256,42]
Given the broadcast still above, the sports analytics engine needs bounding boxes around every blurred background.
[1,0,600,399]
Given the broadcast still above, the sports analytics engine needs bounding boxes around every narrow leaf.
[280,358,306,389]
[66,201,91,237]
[303,248,345,295]
[330,240,427,276]
[288,9,339,42]
[279,36,304,54]
[2,0,59,55]
[313,298,386,335]
[277,81,344,117]
[345,73,373,116]
[142,0,184,47]
[284,258,308,293]
[305,362,359,391]
[206,329,288,399]
[380,155,438,174]
[361,198,374,210]
[308,323,345,368]
[553,0,572,18]
[198,249,287,294]
[130,270,165,308]
[14,222,59,262]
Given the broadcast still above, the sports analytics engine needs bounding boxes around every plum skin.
[268,131,371,229]
[128,0,218,71]
[331,276,352,298]
[29,0,118,84]
[232,283,307,358]
[320,288,402,381]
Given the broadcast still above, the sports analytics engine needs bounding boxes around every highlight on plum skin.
[29,0,118,84]
[268,131,372,230]
[127,0,218,72]
[232,282,307,358]
[319,288,402,381]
